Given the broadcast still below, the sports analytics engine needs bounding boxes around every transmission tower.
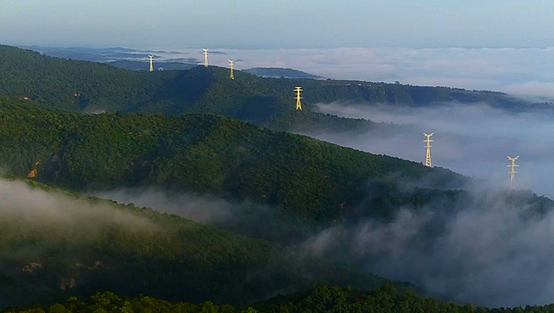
[423,133,433,167]
[148,55,154,72]
[229,59,234,79]
[294,87,303,110]
[507,156,519,190]
[203,49,209,67]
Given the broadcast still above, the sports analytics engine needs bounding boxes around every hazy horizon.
[2,0,554,49]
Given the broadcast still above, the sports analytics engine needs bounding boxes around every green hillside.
[0,97,466,223]
[8,284,554,313]
[0,45,542,134]
[0,175,417,310]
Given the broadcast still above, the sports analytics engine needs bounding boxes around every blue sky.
[1,0,553,49]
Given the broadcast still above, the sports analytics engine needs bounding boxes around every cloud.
[0,178,151,228]
[95,188,233,224]
[0,178,155,271]
[93,188,317,245]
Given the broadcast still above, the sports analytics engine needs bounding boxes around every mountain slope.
[0,97,466,223]
[0,175,416,310]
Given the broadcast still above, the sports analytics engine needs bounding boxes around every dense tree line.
[6,284,554,313]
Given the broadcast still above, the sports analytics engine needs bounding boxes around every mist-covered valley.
[281,100,554,307]
[309,101,554,198]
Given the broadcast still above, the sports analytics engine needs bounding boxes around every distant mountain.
[18,45,173,63]
[107,60,196,71]
[242,67,326,79]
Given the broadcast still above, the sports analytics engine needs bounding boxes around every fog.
[302,188,554,307]
[0,177,155,277]
[309,102,554,198]
[0,178,152,229]
[94,188,318,245]
[96,188,233,224]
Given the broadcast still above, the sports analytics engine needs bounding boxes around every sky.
[2,0,554,49]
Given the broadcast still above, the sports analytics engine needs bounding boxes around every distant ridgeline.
[0,45,548,134]
[241,67,326,79]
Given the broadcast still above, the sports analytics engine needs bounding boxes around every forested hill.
[0,175,414,309]
[0,45,542,133]
[0,97,465,223]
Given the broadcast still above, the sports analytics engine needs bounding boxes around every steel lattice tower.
[507,156,519,190]
[148,55,154,72]
[423,133,434,167]
[294,87,303,110]
[203,49,209,67]
[229,59,234,79]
